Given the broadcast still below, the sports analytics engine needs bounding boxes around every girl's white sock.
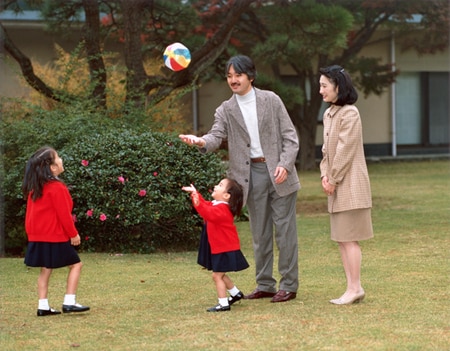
[63,294,76,305]
[38,298,50,310]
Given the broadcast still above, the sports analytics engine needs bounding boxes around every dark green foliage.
[1,102,115,254]
[346,57,396,97]
[63,130,225,253]
[1,102,225,254]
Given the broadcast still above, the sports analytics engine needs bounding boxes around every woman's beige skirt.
[330,208,373,242]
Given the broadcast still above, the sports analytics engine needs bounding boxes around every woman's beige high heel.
[330,290,365,305]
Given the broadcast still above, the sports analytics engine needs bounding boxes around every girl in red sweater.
[22,146,89,316]
[182,178,249,312]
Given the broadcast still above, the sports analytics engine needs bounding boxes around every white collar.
[212,200,229,206]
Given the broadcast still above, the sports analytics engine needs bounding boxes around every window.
[395,72,449,146]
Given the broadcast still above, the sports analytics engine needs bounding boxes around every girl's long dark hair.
[226,178,244,217]
[22,146,58,201]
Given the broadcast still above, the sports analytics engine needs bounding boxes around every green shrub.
[1,102,225,254]
[1,102,115,254]
[63,129,225,253]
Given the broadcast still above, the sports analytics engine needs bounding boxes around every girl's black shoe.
[62,303,90,313]
[37,308,61,316]
[206,304,231,312]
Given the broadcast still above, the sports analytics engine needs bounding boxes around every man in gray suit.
[179,55,300,303]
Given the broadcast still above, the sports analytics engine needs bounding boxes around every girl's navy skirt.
[197,225,249,272]
[24,241,81,268]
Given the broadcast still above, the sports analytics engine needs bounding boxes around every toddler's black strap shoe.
[229,291,244,305]
[37,308,61,316]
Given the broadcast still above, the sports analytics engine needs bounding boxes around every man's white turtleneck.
[235,88,264,158]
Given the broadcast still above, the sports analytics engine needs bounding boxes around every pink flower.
[85,236,89,241]
[101,14,113,26]
[138,189,147,197]
[81,160,89,167]
[72,214,77,222]
[86,209,93,217]
[116,214,120,219]
[118,176,125,184]
[99,213,107,221]
[153,172,158,176]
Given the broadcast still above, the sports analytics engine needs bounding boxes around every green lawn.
[1,160,449,350]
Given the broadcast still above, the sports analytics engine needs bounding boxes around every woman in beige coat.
[319,65,373,305]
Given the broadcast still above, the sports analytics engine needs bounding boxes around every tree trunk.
[292,101,319,171]
[0,142,4,257]
[82,0,107,109]
[288,70,324,171]
[300,73,324,170]
[0,25,4,256]
[298,123,318,170]
[119,0,149,107]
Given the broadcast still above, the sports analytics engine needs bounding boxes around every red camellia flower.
[85,236,89,241]
[138,189,147,197]
[99,213,107,221]
[81,160,89,167]
[100,14,113,26]
[72,214,77,222]
[86,209,93,217]
[153,172,158,176]
[118,176,125,184]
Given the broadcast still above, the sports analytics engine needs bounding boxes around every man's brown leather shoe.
[270,290,297,303]
[244,289,276,299]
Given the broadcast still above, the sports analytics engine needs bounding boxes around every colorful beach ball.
[163,42,191,71]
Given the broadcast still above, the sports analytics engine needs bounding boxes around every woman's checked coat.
[320,104,372,213]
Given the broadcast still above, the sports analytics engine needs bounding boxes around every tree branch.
[148,0,257,103]
[0,22,63,102]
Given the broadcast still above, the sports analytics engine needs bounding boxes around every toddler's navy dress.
[197,223,249,272]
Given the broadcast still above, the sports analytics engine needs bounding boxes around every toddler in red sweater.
[182,178,249,312]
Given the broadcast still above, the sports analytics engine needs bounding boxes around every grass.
[1,160,449,351]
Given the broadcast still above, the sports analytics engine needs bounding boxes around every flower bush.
[1,102,116,254]
[1,102,225,254]
[62,129,225,253]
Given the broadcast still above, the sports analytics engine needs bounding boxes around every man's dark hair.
[226,55,257,84]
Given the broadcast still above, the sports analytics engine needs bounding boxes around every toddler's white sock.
[218,297,229,307]
[63,294,76,305]
[228,286,240,296]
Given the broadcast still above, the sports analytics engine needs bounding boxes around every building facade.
[196,31,449,158]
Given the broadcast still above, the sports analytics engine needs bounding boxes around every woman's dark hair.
[225,55,257,84]
[22,146,58,201]
[319,65,358,106]
[226,178,244,217]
